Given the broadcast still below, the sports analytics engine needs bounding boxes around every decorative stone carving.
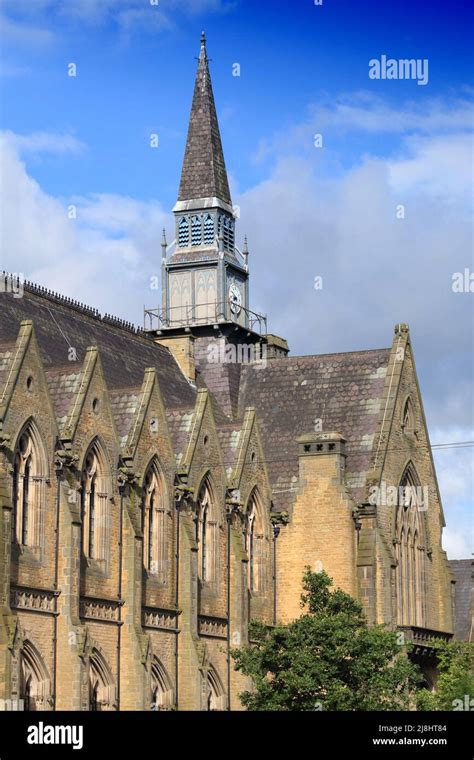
[55,447,79,471]
[270,511,289,526]
[174,483,194,513]
[198,615,228,639]
[117,464,138,490]
[79,597,121,622]
[142,607,178,630]
[0,432,11,449]
[10,587,57,614]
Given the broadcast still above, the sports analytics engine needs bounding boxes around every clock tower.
[146,34,288,414]
[161,32,253,331]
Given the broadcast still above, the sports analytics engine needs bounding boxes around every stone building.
[0,34,457,711]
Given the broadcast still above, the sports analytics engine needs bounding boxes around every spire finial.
[201,31,206,48]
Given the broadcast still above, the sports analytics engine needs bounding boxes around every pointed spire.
[242,235,249,270]
[177,33,232,207]
[161,228,167,259]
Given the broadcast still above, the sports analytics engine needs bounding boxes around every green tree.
[232,569,421,711]
[417,640,474,711]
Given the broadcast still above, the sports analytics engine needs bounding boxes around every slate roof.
[0,286,196,411]
[217,423,242,480]
[449,559,473,641]
[177,34,232,206]
[0,341,15,394]
[166,407,195,467]
[45,366,83,429]
[0,281,395,518]
[238,350,391,512]
[109,389,141,445]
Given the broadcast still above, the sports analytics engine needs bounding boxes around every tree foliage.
[232,569,421,711]
[417,640,474,711]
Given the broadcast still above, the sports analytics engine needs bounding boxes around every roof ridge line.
[2,271,151,341]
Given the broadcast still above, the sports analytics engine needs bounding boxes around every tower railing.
[144,300,267,335]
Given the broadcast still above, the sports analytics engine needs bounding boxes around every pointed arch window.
[150,658,174,710]
[395,465,427,627]
[206,666,226,711]
[246,490,268,595]
[81,442,109,562]
[89,649,116,711]
[12,422,47,549]
[143,461,168,582]
[178,216,189,247]
[196,477,218,584]
[191,215,202,246]
[20,640,51,711]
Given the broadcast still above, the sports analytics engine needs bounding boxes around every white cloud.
[2,131,86,156]
[0,11,55,46]
[0,0,234,39]
[0,61,32,78]
[430,428,474,559]
[311,92,474,134]
[0,133,167,315]
[388,133,473,202]
[443,528,473,561]
[254,92,474,163]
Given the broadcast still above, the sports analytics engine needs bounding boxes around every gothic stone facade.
[0,36,456,711]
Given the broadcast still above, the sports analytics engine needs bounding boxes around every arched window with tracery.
[143,461,168,581]
[20,640,51,711]
[12,421,47,549]
[150,658,174,710]
[246,490,268,595]
[395,464,427,627]
[89,648,116,711]
[81,442,109,562]
[196,476,218,584]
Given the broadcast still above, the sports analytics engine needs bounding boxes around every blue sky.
[2,0,473,203]
[0,0,473,558]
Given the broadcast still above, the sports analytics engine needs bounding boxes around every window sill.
[11,543,42,564]
[83,557,107,577]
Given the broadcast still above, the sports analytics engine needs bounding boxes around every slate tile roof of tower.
[177,33,232,206]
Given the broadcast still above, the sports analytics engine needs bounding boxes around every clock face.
[228,282,242,315]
